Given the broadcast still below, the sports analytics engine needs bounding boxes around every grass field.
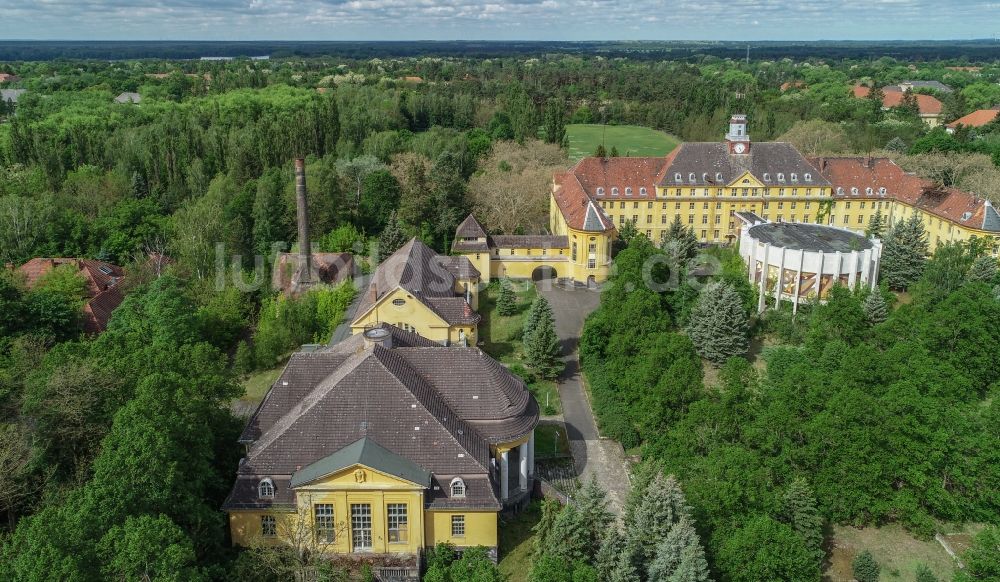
[479,281,561,415]
[565,123,680,160]
[498,502,543,582]
[825,524,967,581]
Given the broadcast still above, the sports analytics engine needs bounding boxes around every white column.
[871,244,882,290]
[757,243,770,313]
[793,250,804,315]
[816,251,825,300]
[848,251,859,290]
[773,247,786,309]
[500,450,509,500]
[518,442,529,491]
[527,431,535,477]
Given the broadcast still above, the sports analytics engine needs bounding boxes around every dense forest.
[1,49,999,580]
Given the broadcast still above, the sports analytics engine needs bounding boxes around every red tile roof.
[18,258,126,333]
[947,108,999,129]
[552,170,613,232]
[810,157,1000,232]
[569,156,667,198]
[851,85,943,115]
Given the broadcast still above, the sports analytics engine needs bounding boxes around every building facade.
[351,238,481,346]
[224,324,539,570]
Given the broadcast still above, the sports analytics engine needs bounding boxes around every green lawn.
[826,524,969,581]
[565,123,680,160]
[498,502,542,582]
[480,282,561,415]
[534,422,572,459]
[238,366,284,406]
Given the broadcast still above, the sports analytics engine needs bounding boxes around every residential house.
[946,108,1000,133]
[18,258,127,333]
[852,85,944,126]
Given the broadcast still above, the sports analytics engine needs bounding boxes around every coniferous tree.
[594,144,608,158]
[524,295,561,379]
[648,517,710,582]
[852,550,880,582]
[967,255,998,284]
[685,281,750,364]
[610,146,620,157]
[377,211,409,263]
[595,532,625,582]
[884,136,907,153]
[781,478,825,563]
[496,279,517,316]
[532,499,562,557]
[914,564,937,582]
[862,290,889,325]
[608,543,642,582]
[880,215,928,290]
[573,478,615,560]
[630,473,691,564]
[661,215,699,273]
[866,208,886,239]
[899,90,920,118]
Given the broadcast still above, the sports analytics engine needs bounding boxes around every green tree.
[524,294,562,379]
[496,279,518,317]
[617,218,639,247]
[647,517,710,582]
[594,144,607,158]
[320,224,365,253]
[880,215,928,290]
[252,168,290,258]
[781,478,824,563]
[377,211,409,263]
[610,146,620,157]
[359,169,401,234]
[544,98,567,145]
[914,564,937,582]
[717,515,820,582]
[629,473,691,564]
[866,208,886,239]
[336,155,386,214]
[96,514,206,582]
[862,290,889,325]
[448,546,503,582]
[685,280,749,364]
[954,526,1000,582]
[884,136,907,153]
[967,254,998,285]
[852,550,880,582]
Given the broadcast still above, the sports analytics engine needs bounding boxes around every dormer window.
[625,187,633,196]
[866,187,873,195]
[763,173,771,182]
[961,211,973,221]
[851,187,859,195]
[258,478,275,499]
[879,187,886,195]
[639,187,648,196]
[790,173,798,182]
[837,187,844,195]
[674,173,682,182]
[596,187,604,196]
[715,172,723,182]
[450,477,466,498]
[777,173,785,182]
[804,173,812,182]
[611,187,619,196]
[702,173,709,182]
[688,173,696,183]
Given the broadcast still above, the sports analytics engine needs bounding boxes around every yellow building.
[224,324,539,572]
[351,238,481,346]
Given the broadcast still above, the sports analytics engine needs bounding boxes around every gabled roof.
[290,437,432,488]
[18,258,126,333]
[947,108,999,129]
[852,86,943,115]
[114,92,141,104]
[455,214,488,239]
[551,170,615,233]
[354,238,478,327]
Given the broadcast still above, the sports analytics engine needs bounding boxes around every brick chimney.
[294,158,313,289]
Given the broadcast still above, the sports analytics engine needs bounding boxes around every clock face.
[733,142,747,154]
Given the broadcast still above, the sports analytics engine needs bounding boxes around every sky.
[0,0,998,41]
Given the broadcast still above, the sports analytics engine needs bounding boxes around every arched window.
[790,173,798,182]
[763,173,771,182]
[879,187,887,195]
[450,477,466,498]
[715,172,724,182]
[258,478,275,499]
[611,187,620,196]
[674,173,682,182]
[596,187,604,196]
[777,173,785,182]
[851,187,859,195]
[866,187,873,195]
[804,173,812,182]
[688,173,696,182]
[702,173,709,183]
[639,187,648,196]
[625,187,632,196]
[836,187,844,195]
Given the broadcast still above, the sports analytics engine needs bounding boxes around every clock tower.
[725,114,750,154]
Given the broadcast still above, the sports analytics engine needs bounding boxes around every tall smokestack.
[294,158,312,286]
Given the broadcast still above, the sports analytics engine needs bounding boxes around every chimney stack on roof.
[294,158,312,288]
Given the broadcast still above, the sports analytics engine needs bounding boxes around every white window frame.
[258,478,274,499]
[450,477,466,498]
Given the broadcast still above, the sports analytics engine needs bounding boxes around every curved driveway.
[536,281,630,514]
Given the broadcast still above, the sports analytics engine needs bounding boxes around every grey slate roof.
[1,89,25,104]
[659,142,831,188]
[427,476,501,510]
[227,323,538,512]
[290,437,432,488]
[354,238,478,326]
[114,92,142,104]
[890,80,952,93]
[582,202,609,232]
[455,214,488,238]
[982,201,1000,232]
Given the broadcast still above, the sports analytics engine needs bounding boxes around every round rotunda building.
[738,216,882,313]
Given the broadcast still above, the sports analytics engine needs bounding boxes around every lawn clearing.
[565,123,680,160]
[534,421,572,459]
[498,501,542,582]
[826,524,961,581]
[480,281,562,414]
[232,365,284,417]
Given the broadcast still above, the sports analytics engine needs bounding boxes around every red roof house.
[18,258,127,333]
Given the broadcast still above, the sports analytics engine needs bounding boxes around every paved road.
[536,281,631,514]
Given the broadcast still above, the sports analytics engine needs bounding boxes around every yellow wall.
[425,510,498,548]
[350,286,477,345]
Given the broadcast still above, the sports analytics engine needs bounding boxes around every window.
[625,187,632,196]
[804,173,812,182]
[451,515,466,537]
[703,202,709,209]
[258,478,274,499]
[674,172,682,182]
[688,215,694,225]
[791,201,797,209]
[632,215,638,223]
[763,173,771,182]
[351,504,373,552]
[261,515,277,537]
[571,242,577,262]
[715,172,724,182]
[596,187,604,196]
[860,201,866,209]
[846,201,851,209]
[715,215,721,224]
[640,187,648,196]
[612,187,620,196]
[387,504,408,543]
[777,173,785,182]
[392,298,406,307]
[700,230,707,239]
[646,215,652,224]
[790,173,798,182]
[688,173,696,182]
[689,202,695,210]
[716,202,722,209]
[851,187,859,195]
[858,215,865,224]
[701,216,707,224]
[866,187,873,195]
[632,201,638,209]
[843,216,849,224]
[675,202,681,210]
[661,202,667,209]
[450,477,466,497]
[619,201,625,209]
[314,504,335,543]
[588,258,597,269]
[879,187,887,195]
[837,187,844,195]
